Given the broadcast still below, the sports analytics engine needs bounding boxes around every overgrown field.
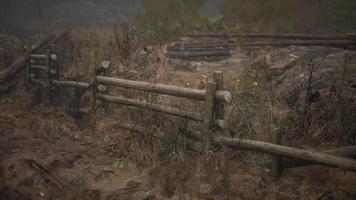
[1,26,356,199]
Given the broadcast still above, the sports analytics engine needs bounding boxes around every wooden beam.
[213,71,224,121]
[204,81,217,126]
[96,94,202,121]
[271,129,282,178]
[214,137,356,172]
[238,40,356,47]
[281,146,356,169]
[97,76,232,103]
[30,65,48,71]
[31,79,46,87]
[186,32,356,40]
[167,49,232,58]
[170,40,356,50]
[52,80,89,89]
[167,46,233,52]
[30,54,48,60]
[183,131,356,172]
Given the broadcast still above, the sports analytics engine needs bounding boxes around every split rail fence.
[26,50,232,130]
[25,46,356,179]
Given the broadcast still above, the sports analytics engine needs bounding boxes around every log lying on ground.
[186,32,356,40]
[170,43,236,49]
[183,131,356,172]
[167,49,232,58]
[0,33,67,85]
[97,76,232,103]
[167,46,233,52]
[96,93,202,121]
[214,137,356,172]
[170,40,356,50]
[281,146,356,169]
[238,40,356,47]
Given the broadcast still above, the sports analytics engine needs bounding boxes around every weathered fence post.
[213,71,225,130]
[48,48,59,106]
[204,81,217,127]
[96,61,111,113]
[25,44,31,86]
[90,66,98,113]
[43,50,52,104]
[272,127,282,179]
[89,65,98,130]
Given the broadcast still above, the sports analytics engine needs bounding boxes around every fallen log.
[281,146,356,169]
[170,40,356,50]
[183,131,356,172]
[170,43,236,49]
[167,49,232,58]
[167,46,233,52]
[214,137,356,172]
[187,32,356,40]
[238,40,356,47]
[0,33,67,85]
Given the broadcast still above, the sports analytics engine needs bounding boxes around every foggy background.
[0,0,221,37]
[0,0,355,38]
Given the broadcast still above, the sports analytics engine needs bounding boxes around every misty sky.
[0,0,221,36]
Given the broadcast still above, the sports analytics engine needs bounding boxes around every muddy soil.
[1,47,356,200]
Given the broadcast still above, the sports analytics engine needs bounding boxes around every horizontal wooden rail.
[30,65,47,71]
[52,80,89,89]
[97,94,202,121]
[30,54,48,60]
[97,76,232,103]
[31,78,46,87]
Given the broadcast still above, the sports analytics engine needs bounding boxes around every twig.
[25,159,65,190]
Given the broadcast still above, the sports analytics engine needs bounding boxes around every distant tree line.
[138,0,356,36]
[220,0,356,32]
[137,0,205,40]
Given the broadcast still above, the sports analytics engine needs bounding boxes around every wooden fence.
[26,51,232,130]
[26,47,356,179]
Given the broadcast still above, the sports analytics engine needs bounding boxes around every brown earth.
[1,45,356,199]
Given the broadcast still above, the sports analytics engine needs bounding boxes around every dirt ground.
[1,47,356,200]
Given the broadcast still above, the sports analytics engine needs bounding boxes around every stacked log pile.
[166,32,356,60]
